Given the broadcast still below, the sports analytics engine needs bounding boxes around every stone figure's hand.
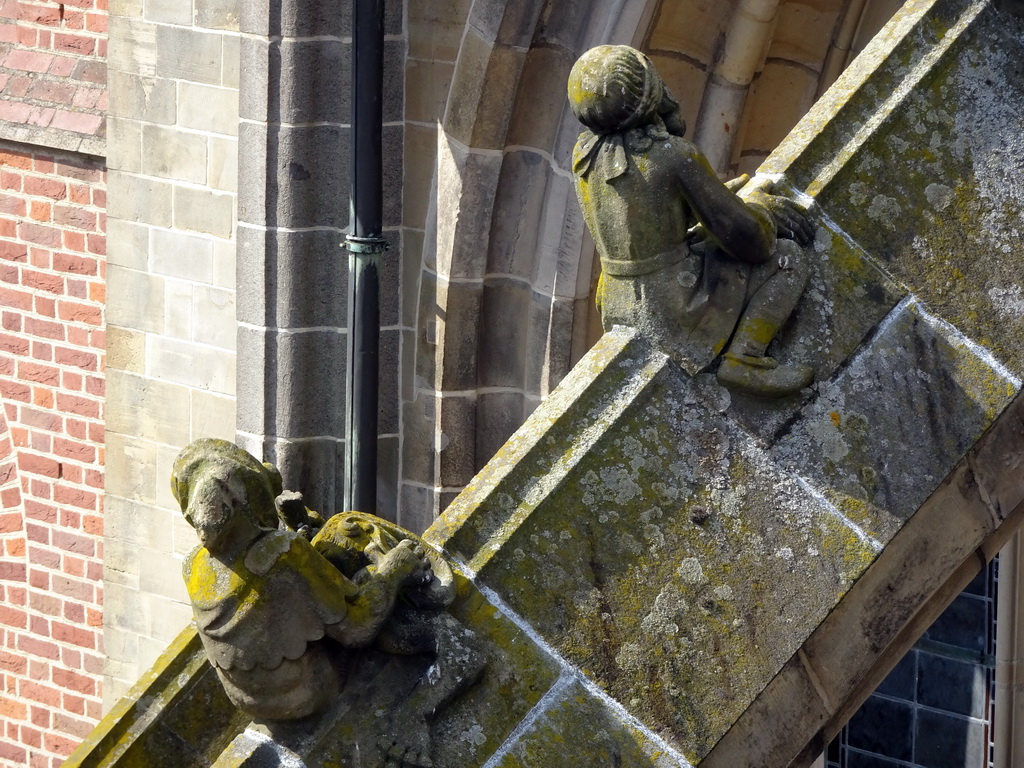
[377,539,433,588]
[749,188,815,246]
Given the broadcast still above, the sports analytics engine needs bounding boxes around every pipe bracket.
[344,235,390,255]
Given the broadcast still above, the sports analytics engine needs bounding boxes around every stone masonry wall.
[103,0,238,706]
[0,144,106,767]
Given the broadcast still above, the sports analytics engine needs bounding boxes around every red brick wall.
[0,0,107,144]
[0,146,105,767]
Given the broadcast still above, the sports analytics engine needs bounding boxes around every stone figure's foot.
[378,717,433,767]
[717,353,813,398]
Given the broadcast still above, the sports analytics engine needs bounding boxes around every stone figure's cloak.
[185,530,355,672]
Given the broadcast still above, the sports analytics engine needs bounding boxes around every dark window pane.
[846,696,914,762]
[914,710,985,768]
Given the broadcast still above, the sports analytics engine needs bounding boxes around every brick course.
[0,0,106,156]
[0,146,105,768]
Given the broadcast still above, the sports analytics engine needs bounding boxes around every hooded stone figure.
[172,439,432,722]
[569,45,817,397]
[172,439,485,767]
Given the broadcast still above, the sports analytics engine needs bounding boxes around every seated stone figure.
[569,45,817,397]
[172,439,484,767]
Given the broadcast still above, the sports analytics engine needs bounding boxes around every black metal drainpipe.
[343,0,386,514]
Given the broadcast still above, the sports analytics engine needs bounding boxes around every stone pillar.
[235,0,404,517]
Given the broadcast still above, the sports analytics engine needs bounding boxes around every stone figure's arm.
[280,534,430,648]
[325,539,431,647]
[673,147,776,264]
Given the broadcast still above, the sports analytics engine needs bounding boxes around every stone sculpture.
[569,45,817,397]
[171,438,485,767]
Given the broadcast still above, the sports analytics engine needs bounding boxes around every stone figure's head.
[171,438,282,552]
[568,45,684,136]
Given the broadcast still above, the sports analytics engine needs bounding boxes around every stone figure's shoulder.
[646,133,700,168]
[244,529,307,576]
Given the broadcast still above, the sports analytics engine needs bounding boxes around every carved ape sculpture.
[171,439,485,768]
[569,45,818,397]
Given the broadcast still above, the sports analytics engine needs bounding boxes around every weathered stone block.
[178,82,239,136]
[407,0,471,61]
[376,435,399,521]
[139,549,191,603]
[770,2,840,69]
[106,218,150,271]
[102,537,142,591]
[107,16,158,77]
[106,325,146,375]
[189,389,237,444]
[108,171,173,227]
[490,678,683,767]
[506,45,576,152]
[379,327,400,434]
[438,393,477,488]
[267,329,346,436]
[236,121,350,229]
[173,185,235,238]
[435,140,502,279]
[646,1,723,69]
[772,300,1018,544]
[107,118,143,175]
[378,230,402,328]
[235,324,267,435]
[399,483,439,533]
[222,34,241,89]
[262,436,345,517]
[143,0,192,25]
[161,277,195,342]
[444,32,525,150]
[239,38,349,124]
[207,136,238,192]
[211,237,236,289]
[477,279,531,389]
[464,349,875,762]
[103,494,178,552]
[401,392,437,487]
[195,0,240,31]
[765,2,1024,378]
[742,62,819,154]
[403,123,438,230]
[145,336,236,396]
[436,278,483,392]
[486,150,549,280]
[468,0,544,48]
[155,25,224,86]
[107,265,165,334]
[105,431,158,504]
[405,59,455,124]
[235,225,348,329]
[150,227,215,283]
[475,391,524,465]
[192,285,236,349]
[141,124,208,184]
[383,124,404,227]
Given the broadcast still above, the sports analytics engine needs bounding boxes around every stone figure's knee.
[775,238,809,280]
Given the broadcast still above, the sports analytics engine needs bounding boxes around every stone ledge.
[0,41,107,157]
[0,118,105,158]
